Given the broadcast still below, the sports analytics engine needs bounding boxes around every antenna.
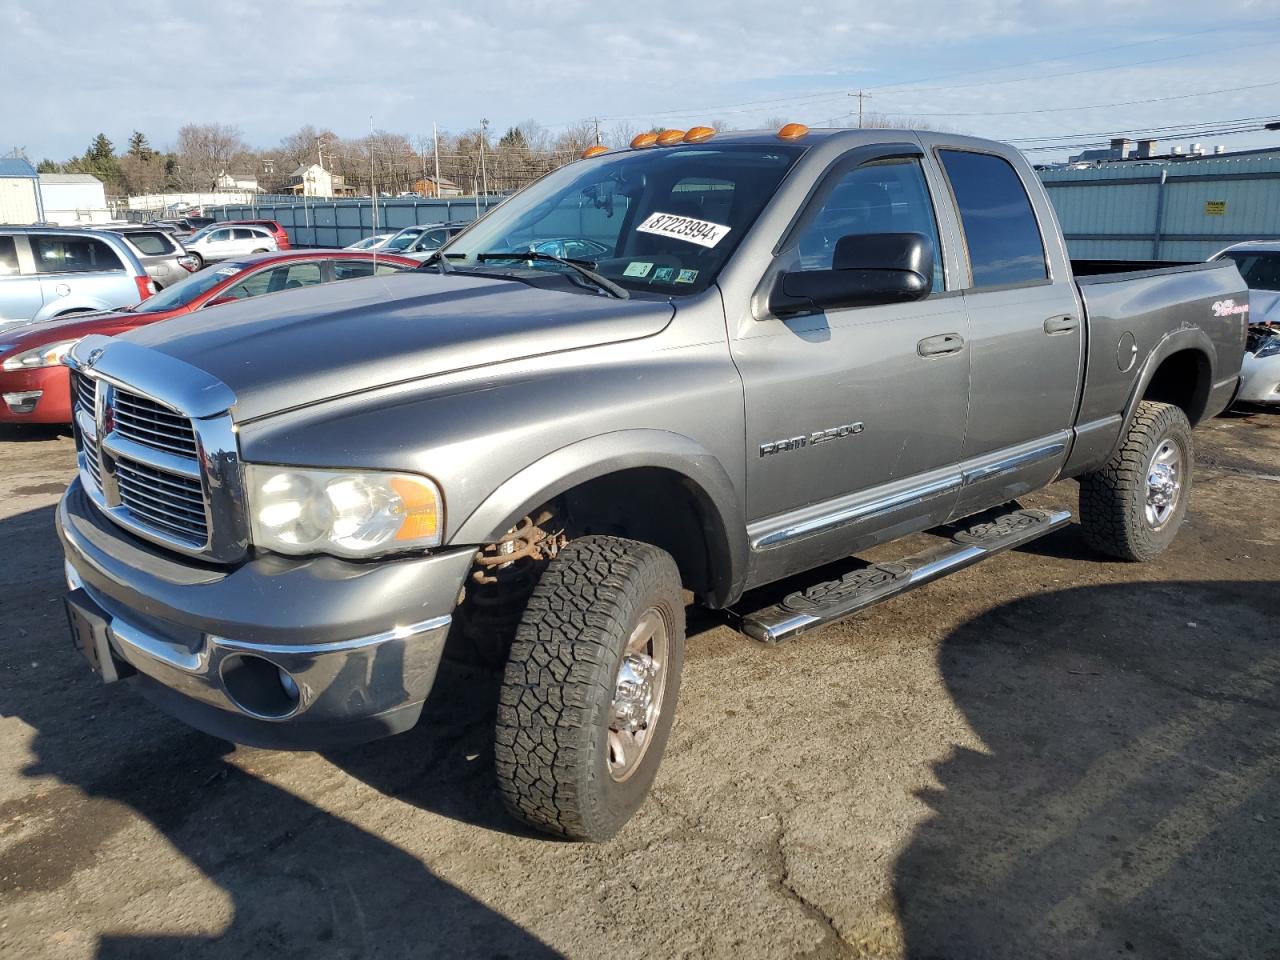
[370,114,378,244]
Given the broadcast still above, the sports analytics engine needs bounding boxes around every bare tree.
[174,123,247,190]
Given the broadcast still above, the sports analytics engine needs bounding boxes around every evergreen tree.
[127,131,153,161]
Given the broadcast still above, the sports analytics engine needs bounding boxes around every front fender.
[450,429,748,606]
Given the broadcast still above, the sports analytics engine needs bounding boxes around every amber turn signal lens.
[580,145,609,159]
[683,126,716,143]
[655,129,686,145]
[777,122,810,140]
[631,132,659,149]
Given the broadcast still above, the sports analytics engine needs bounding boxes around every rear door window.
[0,236,18,276]
[125,231,175,255]
[29,235,125,274]
[938,149,1047,288]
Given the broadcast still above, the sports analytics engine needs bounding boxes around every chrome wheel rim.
[607,607,668,783]
[1144,438,1182,530]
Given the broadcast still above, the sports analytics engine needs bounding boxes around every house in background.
[216,170,260,192]
[0,158,44,224]
[411,175,463,197]
[286,163,354,198]
[38,173,110,225]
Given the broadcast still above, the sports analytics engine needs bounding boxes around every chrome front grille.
[67,338,247,563]
[111,387,199,458]
[114,456,209,544]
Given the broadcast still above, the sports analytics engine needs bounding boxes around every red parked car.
[223,219,291,250]
[0,250,417,425]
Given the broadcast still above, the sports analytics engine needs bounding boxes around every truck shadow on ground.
[0,503,560,959]
[896,577,1280,960]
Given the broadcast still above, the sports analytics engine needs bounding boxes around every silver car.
[0,226,155,333]
[95,225,198,290]
[182,224,278,268]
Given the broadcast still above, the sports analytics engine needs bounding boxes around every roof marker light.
[631,132,659,149]
[580,145,609,159]
[777,122,810,140]
[683,126,716,143]
[655,129,686,146]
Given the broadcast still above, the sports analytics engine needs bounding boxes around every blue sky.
[3,0,1277,162]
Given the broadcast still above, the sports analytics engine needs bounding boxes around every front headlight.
[2,338,82,372]
[1255,335,1280,359]
[245,465,444,558]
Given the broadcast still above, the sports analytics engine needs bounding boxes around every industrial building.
[1039,139,1280,262]
[0,158,44,224]
[37,172,109,225]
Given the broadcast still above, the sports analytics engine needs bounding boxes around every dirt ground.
[0,411,1276,960]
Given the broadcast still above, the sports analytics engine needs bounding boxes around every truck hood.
[123,271,675,422]
[1249,289,1280,325]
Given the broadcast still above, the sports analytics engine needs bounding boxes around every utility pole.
[590,117,602,146]
[479,118,489,202]
[369,114,378,236]
[850,90,872,127]
[433,121,441,199]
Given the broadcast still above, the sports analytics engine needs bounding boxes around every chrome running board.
[739,506,1072,644]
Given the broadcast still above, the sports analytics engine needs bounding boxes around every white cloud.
[0,0,1274,160]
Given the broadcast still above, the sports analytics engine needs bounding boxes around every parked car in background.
[222,219,291,250]
[0,249,418,423]
[182,224,277,268]
[94,225,198,289]
[0,227,154,335]
[1214,240,1280,405]
[345,233,395,250]
[381,224,434,253]
[400,222,470,261]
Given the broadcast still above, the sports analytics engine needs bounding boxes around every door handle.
[1044,315,1079,335]
[917,333,965,357]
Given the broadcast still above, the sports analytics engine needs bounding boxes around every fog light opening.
[220,654,301,719]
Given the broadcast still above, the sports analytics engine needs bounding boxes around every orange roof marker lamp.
[629,127,716,150]
[777,122,809,140]
[579,145,609,159]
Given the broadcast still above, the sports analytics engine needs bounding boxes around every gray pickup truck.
[58,128,1247,841]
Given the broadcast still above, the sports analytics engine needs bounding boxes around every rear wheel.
[495,535,684,841]
[1079,400,1192,561]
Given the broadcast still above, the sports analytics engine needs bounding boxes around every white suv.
[182,225,278,268]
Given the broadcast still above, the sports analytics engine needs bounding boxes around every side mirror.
[768,232,934,317]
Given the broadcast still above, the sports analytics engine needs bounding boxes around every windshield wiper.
[417,250,452,274]
[474,251,629,299]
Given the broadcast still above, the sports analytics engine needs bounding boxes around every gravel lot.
[0,411,1276,960]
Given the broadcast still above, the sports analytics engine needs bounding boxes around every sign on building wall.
[1204,200,1227,216]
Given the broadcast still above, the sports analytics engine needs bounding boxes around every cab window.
[939,149,1047,288]
[790,157,944,292]
[0,236,18,276]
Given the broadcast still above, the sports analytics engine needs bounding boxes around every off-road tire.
[1079,400,1193,561]
[495,535,684,841]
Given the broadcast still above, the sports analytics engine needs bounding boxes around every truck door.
[932,146,1084,516]
[732,147,972,583]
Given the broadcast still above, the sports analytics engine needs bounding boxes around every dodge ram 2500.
[58,126,1247,841]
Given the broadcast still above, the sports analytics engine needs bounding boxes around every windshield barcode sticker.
[636,212,731,249]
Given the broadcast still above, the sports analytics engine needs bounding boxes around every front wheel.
[1079,400,1193,561]
[495,535,685,841]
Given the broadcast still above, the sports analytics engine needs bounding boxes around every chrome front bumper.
[58,478,473,749]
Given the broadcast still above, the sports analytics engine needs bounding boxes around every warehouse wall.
[1039,151,1280,262]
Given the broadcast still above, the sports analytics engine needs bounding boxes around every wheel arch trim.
[449,429,748,607]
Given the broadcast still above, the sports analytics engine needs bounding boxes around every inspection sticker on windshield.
[636,212,731,249]
[623,261,653,278]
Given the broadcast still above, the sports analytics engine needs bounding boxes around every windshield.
[1222,251,1280,291]
[184,225,218,243]
[132,263,243,313]
[442,143,804,295]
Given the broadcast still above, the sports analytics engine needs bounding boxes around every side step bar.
[739,507,1072,644]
